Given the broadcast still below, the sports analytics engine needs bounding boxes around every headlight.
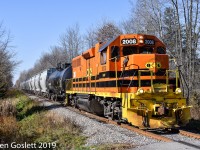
[139,39,144,44]
[137,88,144,95]
[139,35,144,39]
[175,88,182,94]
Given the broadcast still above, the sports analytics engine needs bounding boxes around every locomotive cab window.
[111,46,120,61]
[123,46,137,56]
[100,48,107,65]
[139,47,153,54]
[157,47,165,54]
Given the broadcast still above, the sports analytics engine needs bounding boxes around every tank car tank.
[39,68,56,97]
[34,74,41,95]
[47,63,72,101]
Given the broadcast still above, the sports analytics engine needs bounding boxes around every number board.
[121,38,137,45]
[144,39,155,45]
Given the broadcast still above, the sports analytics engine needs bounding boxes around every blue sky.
[0,0,134,83]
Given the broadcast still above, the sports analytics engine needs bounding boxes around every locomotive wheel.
[69,96,78,108]
[110,102,121,121]
[51,95,57,101]
[170,128,179,133]
[110,109,115,120]
[54,95,58,101]
[50,95,54,101]
[48,94,51,100]
[142,114,150,127]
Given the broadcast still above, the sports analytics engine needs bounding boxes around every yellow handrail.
[138,70,153,91]
[166,69,179,89]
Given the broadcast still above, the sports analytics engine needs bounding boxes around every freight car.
[40,68,57,97]
[20,68,56,97]
[47,63,72,101]
[65,34,191,129]
[20,65,72,101]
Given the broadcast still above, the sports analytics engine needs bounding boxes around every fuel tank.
[76,94,104,116]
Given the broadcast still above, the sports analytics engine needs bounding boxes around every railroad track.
[28,94,200,148]
[179,130,200,140]
[66,107,173,142]
[29,93,172,142]
[66,106,200,146]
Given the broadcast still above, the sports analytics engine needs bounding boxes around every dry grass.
[0,99,17,117]
[45,111,81,133]
[0,116,20,143]
[0,95,86,149]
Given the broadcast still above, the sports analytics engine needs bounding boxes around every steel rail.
[179,130,200,140]
[67,107,173,142]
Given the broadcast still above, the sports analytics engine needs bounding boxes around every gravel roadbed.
[28,95,200,149]
[162,134,200,148]
[29,95,159,148]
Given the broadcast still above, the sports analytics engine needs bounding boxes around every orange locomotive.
[66,34,191,129]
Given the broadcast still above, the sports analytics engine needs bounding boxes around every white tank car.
[30,77,35,93]
[39,68,56,96]
[34,73,41,94]
[27,78,32,91]
[20,81,25,90]
[25,80,29,91]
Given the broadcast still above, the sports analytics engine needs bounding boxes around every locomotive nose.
[132,54,169,73]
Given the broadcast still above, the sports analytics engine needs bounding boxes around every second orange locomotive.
[66,34,191,129]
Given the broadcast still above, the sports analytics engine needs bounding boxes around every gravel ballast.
[29,95,200,149]
[44,101,158,147]
[29,96,159,148]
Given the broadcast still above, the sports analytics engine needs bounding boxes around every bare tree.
[170,0,200,99]
[163,7,178,57]
[122,0,166,40]
[84,25,97,49]
[0,22,19,96]
[94,20,122,42]
[59,23,82,61]
[17,24,83,85]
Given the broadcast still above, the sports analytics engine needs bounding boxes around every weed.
[0,99,17,117]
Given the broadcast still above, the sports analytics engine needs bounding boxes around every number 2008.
[121,39,137,45]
